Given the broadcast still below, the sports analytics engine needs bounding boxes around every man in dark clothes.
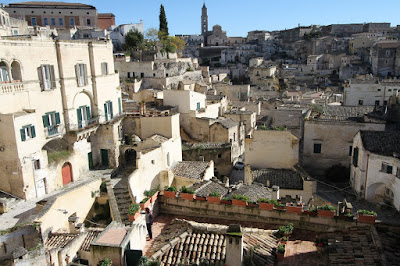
[145,207,153,239]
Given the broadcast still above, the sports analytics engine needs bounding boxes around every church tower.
[201,2,208,36]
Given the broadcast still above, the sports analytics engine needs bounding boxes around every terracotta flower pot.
[357,213,376,224]
[259,202,274,210]
[286,204,303,214]
[196,196,207,201]
[181,193,196,200]
[139,198,150,210]
[207,196,222,204]
[221,199,232,205]
[163,190,176,198]
[128,212,140,222]
[247,202,258,208]
[303,210,318,216]
[275,205,286,211]
[232,199,247,207]
[318,209,335,218]
[149,191,159,203]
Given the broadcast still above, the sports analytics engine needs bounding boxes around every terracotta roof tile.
[45,233,78,249]
[173,161,211,180]
[80,228,104,252]
[360,130,400,157]
[253,168,304,190]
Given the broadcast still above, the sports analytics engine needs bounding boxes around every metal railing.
[68,117,100,131]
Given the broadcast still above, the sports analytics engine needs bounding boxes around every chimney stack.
[225,224,243,266]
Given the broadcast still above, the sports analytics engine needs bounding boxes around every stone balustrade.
[0,82,25,94]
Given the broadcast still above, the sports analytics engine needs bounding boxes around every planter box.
[181,193,196,200]
[276,252,285,261]
[318,209,335,218]
[303,210,318,216]
[259,202,274,211]
[232,199,247,207]
[128,212,140,222]
[221,199,232,205]
[163,190,176,198]
[247,202,258,208]
[275,205,286,211]
[196,196,207,201]
[357,213,376,224]
[286,205,303,214]
[149,191,159,203]
[139,198,150,210]
[207,196,222,204]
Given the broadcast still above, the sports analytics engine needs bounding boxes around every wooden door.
[101,149,109,167]
[62,163,72,186]
[88,152,93,170]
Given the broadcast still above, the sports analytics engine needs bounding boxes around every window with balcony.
[0,62,10,82]
[38,64,56,90]
[104,101,113,121]
[11,61,22,82]
[75,63,88,87]
[381,163,393,174]
[42,112,61,136]
[77,105,91,128]
[101,62,108,75]
[20,125,36,141]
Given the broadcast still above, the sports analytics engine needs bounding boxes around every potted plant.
[357,210,377,224]
[180,186,196,200]
[128,203,140,222]
[221,197,232,205]
[276,244,285,261]
[258,198,277,211]
[317,204,336,218]
[139,197,150,210]
[278,223,294,237]
[163,185,177,198]
[207,191,222,204]
[286,202,303,214]
[275,203,286,211]
[303,207,318,216]
[280,236,288,245]
[247,201,258,208]
[232,194,249,207]
[144,186,160,203]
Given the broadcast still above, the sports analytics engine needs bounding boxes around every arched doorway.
[125,149,137,167]
[62,162,73,186]
[11,61,22,81]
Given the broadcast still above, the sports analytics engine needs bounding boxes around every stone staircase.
[113,178,132,226]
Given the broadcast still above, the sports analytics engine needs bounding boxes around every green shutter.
[110,101,113,119]
[104,103,108,121]
[31,126,36,138]
[77,108,82,128]
[20,128,26,141]
[42,115,50,128]
[118,98,122,114]
[86,106,91,120]
[55,112,60,124]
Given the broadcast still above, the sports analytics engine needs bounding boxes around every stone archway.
[366,182,387,202]
[125,149,137,167]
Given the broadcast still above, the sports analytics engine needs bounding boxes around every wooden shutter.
[31,126,36,138]
[86,106,91,120]
[75,64,80,86]
[110,101,113,119]
[50,65,56,89]
[118,98,122,114]
[37,66,44,91]
[20,128,26,141]
[104,103,108,121]
[55,112,61,124]
[84,64,88,85]
[77,108,82,128]
[42,115,50,127]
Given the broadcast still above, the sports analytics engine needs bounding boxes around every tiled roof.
[360,130,400,157]
[212,118,237,129]
[150,219,278,265]
[80,228,104,252]
[183,142,231,150]
[8,2,95,8]
[227,183,271,202]
[150,134,169,144]
[45,233,78,249]
[322,105,375,120]
[252,168,304,190]
[173,161,211,180]
[206,95,225,101]
[224,110,254,115]
[98,13,115,17]
[190,180,229,197]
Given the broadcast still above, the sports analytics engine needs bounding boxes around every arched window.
[0,62,10,82]
[11,61,22,82]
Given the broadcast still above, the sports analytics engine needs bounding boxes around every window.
[388,89,392,92]
[77,105,91,128]
[43,17,48,26]
[51,18,56,26]
[33,160,41,170]
[353,147,359,167]
[42,112,61,136]
[218,154,222,159]
[118,98,122,115]
[0,62,9,82]
[196,102,200,111]
[381,163,393,174]
[101,62,108,75]
[104,101,113,121]
[31,17,37,26]
[384,100,388,106]
[358,100,363,105]
[349,146,353,156]
[233,133,236,142]
[75,64,88,86]
[20,125,36,141]
[59,18,64,26]
[127,72,130,78]
[167,152,170,166]
[37,65,56,90]
[313,143,322,154]
[377,89,381,92]
[13,30,18,35]
[375,100,380,106]
[86,18,91,26]
[69,18,75,26]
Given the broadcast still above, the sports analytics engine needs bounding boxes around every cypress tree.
[159,4,169,36]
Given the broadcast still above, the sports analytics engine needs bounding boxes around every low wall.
[159,197,370,232]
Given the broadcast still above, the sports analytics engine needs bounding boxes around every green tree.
[159,4,169,37]
[124,29,144,51]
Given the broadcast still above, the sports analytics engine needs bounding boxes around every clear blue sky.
[4,0,400,36]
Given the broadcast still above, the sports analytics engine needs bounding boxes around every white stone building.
[350,131,400,211]
[0,35,122,200]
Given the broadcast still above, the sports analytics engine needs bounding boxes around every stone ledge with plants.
[128,203,140,222]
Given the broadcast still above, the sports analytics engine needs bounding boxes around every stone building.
[350,131,400,211]
[97,13,115,30]
[370,40,400,77]
[0,35,122,200]
[4,1,98,29]
[207,25,228,47]
[109,21,144,50]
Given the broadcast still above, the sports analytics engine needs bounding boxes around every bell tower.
[201,2,208,36]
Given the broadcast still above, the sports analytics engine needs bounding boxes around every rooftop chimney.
[225,224,243,266]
